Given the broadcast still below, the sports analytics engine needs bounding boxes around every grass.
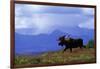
[14,48,96,65]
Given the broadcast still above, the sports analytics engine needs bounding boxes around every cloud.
[78,18,94,29]
[78,8,94,29]
[81,8,94,16]
[15,4,94,35]
[15,4,83,14]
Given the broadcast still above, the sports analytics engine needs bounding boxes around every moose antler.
[66,33,71,38]
[63,35,66,38]
[57,35,66,41]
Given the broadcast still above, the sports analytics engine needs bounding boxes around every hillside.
[15,48,96,65]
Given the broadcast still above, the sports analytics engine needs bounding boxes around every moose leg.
[80,46,82,49]
[80,42,83,49]
[63,47,67,52]
[70,48,72,52]
[79,44,83,49]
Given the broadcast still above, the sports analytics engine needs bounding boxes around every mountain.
[15,29,94,54]
[15,30,64,54]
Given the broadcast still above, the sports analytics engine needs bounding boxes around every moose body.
[58,35,83,52]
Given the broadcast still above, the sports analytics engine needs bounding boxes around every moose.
[58,35,83,52]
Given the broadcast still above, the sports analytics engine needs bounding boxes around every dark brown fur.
[58,35,83,52]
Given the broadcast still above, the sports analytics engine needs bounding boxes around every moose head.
[58,34,71,46]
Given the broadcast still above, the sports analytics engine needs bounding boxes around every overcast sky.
[15,4,94,35]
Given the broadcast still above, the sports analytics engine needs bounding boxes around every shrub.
[86,40,94,48]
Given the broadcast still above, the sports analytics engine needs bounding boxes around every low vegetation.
[15,48,96,65]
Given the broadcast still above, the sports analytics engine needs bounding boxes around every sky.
[15,4,94,35]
